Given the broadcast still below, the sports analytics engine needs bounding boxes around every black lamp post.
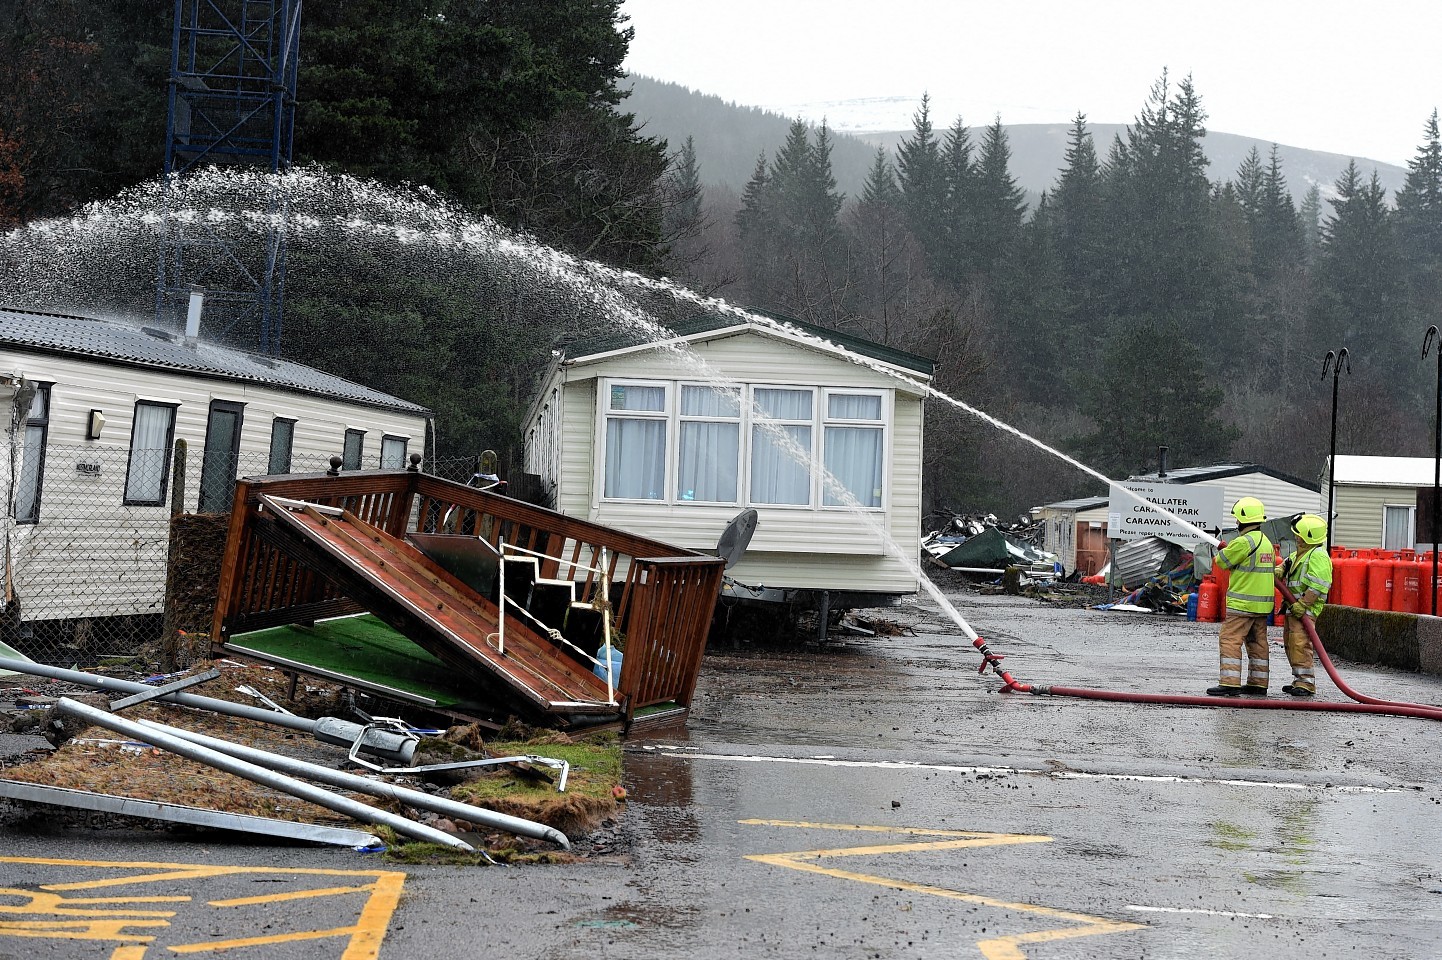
[1322,348,1350,551]
[1424,327,1441,612]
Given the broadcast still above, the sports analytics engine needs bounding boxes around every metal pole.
[134,717,570,849]
[0,657,416,764]
[54,698,472,851]
[1426,327,1441,612]
[1322,349,1350,551]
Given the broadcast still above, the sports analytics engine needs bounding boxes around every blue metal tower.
[157,0,302,355]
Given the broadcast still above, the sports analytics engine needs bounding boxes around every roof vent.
[184,289,204,344]
[141,326,175,342]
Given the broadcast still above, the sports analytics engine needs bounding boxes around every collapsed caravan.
[522,311,936,638]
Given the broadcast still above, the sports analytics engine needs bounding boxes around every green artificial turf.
[228,614,489,709]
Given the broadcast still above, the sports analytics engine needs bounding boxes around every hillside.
[623,75,1408,206]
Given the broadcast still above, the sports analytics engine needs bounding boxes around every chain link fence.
[1,443,546,667]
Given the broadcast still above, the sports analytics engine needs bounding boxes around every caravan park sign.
[1107,482,1224,542]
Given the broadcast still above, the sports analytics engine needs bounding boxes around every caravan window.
[380,435,409,469]
[1383,505,1415,551]
[677,385,740,503]
[268,418,295,474]
[603,381,668,500]
[15,383,51,523]
[749,388,814,506]
[199,401,245,513]
[124,401,178,506]
[822,391,885,508]
[597,378,891,511]
[342,429,365,470]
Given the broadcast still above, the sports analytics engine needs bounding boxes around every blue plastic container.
[1186,591,1199,621]
[594,648,623,685]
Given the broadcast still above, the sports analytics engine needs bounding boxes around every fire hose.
[970,583,1442,722]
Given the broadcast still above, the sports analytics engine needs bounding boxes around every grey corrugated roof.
[1044,495,1108,511]
[1128,462,1319,493]
[0,307,431,416]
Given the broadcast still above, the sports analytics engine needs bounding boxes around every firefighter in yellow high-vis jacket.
[1276,514,1333,696]
[1208,497,1275,696]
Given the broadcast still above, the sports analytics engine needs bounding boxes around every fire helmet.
[1292,513,1327,546]
[1231,496,1267,525]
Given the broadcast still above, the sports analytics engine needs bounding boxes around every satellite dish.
[716,509,759,570]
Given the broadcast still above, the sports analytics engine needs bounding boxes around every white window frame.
[745,385,818,509]
[380,434,410,469]
[15,383,51,523]
[123,400,179,507]
[819,388,888,512]
[1382,503,1416,551]
[599,379,672,503]
[594,377,892,514]
[675,382,742,505]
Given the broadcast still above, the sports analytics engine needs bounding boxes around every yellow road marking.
[0,888,179,917]
[744,821,1143,960]
[0,857,406,959]
[167,924,365,953]
[209,885,376,908]
[0,918,166,941]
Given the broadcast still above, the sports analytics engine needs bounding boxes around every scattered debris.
[0,658,624,862]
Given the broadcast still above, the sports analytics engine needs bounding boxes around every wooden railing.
[212,467,726,720]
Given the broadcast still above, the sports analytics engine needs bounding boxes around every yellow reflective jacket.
[1216,529,1276,615]
[1282,546,1332,618]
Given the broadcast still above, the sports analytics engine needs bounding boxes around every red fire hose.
[971,584,1442,722]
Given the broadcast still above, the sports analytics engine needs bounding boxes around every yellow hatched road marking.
[742,820,1143,960]
[0,857,406,960]
[209,885,377,908]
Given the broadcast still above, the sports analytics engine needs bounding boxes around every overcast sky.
[621,0,1442,168]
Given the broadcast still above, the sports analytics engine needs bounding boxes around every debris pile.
[0,657,625,862]
[922,511,1060,578]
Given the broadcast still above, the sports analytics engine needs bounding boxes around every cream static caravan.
[522,313,934,634]
[1,307,431,650]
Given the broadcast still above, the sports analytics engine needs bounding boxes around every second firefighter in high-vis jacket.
[1209,496,1275,696]
[1276,513,1333,696]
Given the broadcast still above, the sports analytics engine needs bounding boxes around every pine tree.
[935,117,974,283]
[1395,110,1442,323]
[1299,183,1324,261]
[660,135,710,282]
[735,152,778,305]
[896,95,947,258]
[859,147,902,209]
[1316,160,1405,369]
[971,116,1026,256]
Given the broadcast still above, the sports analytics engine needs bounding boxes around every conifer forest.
[3,3,1440,515]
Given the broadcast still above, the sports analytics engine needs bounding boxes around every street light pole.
[1424,327,1441,612]
[1321,348,1350,551]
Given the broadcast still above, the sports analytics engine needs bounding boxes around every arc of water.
[4,167,1223,649]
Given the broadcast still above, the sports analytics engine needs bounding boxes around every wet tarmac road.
[4,589,1442,958]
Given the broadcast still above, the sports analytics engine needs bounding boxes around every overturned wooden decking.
[211,470,726,728]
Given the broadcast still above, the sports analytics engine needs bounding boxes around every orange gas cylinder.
[1423,552,1440,616]
[1367,551,1396,612]
[1273,553,1286,621]
[1214,564,1230,612]
[1197,576,1222,623]
[1392,550,1421,613]
[1332,549,1368,608]
[1392,550,1424,614]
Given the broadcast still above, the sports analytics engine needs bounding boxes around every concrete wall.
[1316,604,1442,676]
